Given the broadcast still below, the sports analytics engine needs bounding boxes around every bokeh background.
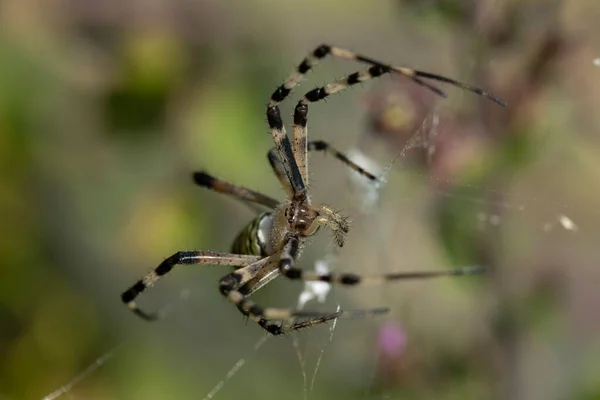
[2,0,600,399]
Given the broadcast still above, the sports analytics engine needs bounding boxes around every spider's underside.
[121,44,506,335]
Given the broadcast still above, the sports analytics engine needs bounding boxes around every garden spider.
[121,44,506,335]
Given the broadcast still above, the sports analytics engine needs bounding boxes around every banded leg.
[274,227,483,291]
[292,63,505,185]
[121,251,262,321]
[269,44,506,187]
[269,44,506,110]
[267,140,378,193]
[193,171,279,209]
[219,258,341,335]
[238,259,281,297]
[221,236,389,335]
[273,234,388,329]
[266,105,306,200]
[232,262,350,335]
[267,147,295,197]
[254,264,484,334]
[278,263,486,287]
[307,140,378,181]
[277,306,389,334]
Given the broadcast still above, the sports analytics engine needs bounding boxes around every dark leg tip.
[314,44,331,58]
[259,319,284,336]
[132,308,159,321]
[193,171,215,187]
[266,324,283,336]
[311,140,327,151]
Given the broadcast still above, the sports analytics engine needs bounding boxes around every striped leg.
[244,264,483,334]
[219,257,341,335]
[267,140,378,193]
[221,235,389,335]
[219,238,328,334]
[279,264,486,287]
[269,44,506,188]
[266,105,306,200]
[269,44,506,109]
[121,251,262,321]
[192,171,279,209]
[267,147,295,197]
[308,140,378,181]
[238,258,281,297]
[274,225,484,289]
[277,306,389,334]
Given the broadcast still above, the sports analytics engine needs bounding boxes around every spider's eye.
[286,204,295,224]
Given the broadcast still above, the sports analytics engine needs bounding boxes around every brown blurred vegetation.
[1,0,599,399]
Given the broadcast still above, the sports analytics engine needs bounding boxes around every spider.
[121,44,506,335]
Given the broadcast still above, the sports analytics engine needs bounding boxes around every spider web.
[38,106,579,400]
[37,24,585,399]
[284,107,578,399]
[41,290,194,400]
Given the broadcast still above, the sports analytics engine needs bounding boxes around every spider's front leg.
[268,143,374,247]
[267,140,379,189]
[315,205,349,247]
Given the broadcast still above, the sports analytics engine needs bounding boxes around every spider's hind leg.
[256,313,342,336]
[269,307,390,335]
[121,251,263,321]
[220,253,388,335]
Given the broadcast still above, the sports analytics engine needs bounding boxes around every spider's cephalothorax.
[121,44,506,335]
[231,195,347,257]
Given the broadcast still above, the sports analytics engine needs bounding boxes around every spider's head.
[284,199,349,247]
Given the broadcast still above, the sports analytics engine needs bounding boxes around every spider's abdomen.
[231,212,273,257]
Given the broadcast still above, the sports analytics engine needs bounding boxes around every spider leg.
[292,64,505,170]
[266,105,306,200]
[307,140,379,181]
[274,306,392,335]
[272,262,484,329]
[220,253,330,335]
[121,251,263,321]
[220,236,389,335]
[238,267,345,335]
[267,147,295,198]
[270,45,504,189]
[279,264,486,287]
[238,259,280,297]
[267,140,378,187]
[270,44,506,108]
[192,171,279,209]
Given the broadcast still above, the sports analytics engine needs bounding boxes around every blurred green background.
[2,0,600,399]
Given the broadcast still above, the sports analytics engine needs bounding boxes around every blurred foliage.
[1,0,599,399]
